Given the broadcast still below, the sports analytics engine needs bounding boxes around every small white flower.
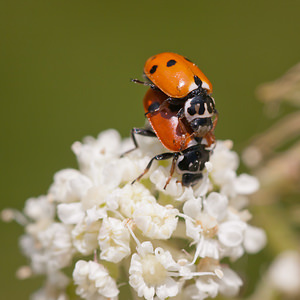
[57,202,85,224]
[183,192,250,261]
[220,173,260,199]
[193,171,211,198]
[72,129,141,188]
[183,193,223,259]
[72,218,101,255]
[218,220,247,248]
[204,192,228,221]
[217,267,243,297]
[82,186,119,224]
[49,169,92,203]
[81,185,110,210]
[98,217,130,263]
[73,260,119,300]
[72,130,122,171]
[175,186,197,202]
[150,167,185,197]
[243,224,267,254]
[114,182,156,218]
[129,242,180,300]
[19,234,38,262]
[195,278,219,299]
[177,258,196,280]
[183,283,211,300]
[232,174,260,195]
[268,250,300,296]
[209,141,260,200]
[229,195,249,210]
[210,140,239,185]
[20,223,74,274]
[133,203,179,239]
[24,195,55,221]
[183,197,205,242]
[193,258,242,299]
[32,223,74,273]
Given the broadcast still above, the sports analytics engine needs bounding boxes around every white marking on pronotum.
[202,81,210,91]
[188,82,198,92]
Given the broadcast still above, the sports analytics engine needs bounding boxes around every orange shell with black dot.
[144,52,213,98]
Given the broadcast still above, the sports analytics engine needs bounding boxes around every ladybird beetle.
[132,52,218,145]
[127,88,211,188]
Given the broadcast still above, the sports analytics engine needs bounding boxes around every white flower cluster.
[9,130,266,300]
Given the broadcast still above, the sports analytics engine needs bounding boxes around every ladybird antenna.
[131,78,156,89]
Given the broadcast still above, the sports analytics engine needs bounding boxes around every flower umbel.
[4,130,266,299]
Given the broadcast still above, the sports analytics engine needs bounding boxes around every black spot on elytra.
[149,65,158,74]
[166,59,176,67]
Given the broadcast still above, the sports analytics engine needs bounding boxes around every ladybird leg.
[212,109,219,131]
[145,97,186,116]
[130,128,157,148]
[179,131,197,151]
[177,108,186,136]
[131,79,156,89]
[177,108,190,133]
[176,108,194,151]
[121,128,156,157]
[203,110,218,147]
[132,152,175,184]
[164,153,180,189]
[177,107,184,119]
[203,131,215,147]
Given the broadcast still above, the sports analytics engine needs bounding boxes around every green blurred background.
[1,0,299,299]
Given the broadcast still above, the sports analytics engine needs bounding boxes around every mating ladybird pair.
[128,52,218,188]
